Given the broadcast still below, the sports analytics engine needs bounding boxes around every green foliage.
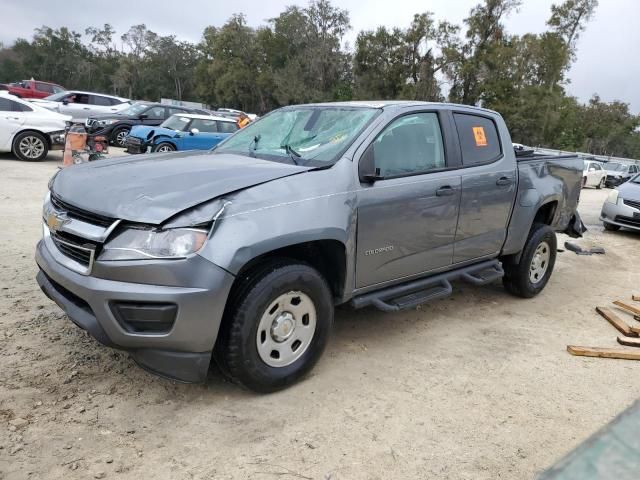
[0,0,636,158]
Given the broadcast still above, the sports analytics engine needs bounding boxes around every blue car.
[124,113,239,154]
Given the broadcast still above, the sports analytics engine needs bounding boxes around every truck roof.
[288,100,500,115]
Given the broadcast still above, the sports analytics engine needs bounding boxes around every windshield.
[631,173,640,184]
[122,103,150,116]
[45,91,70,101]
[605,162,624,171]
[214,106,380,165]
[161,115,190,131]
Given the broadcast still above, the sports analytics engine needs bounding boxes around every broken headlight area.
[99,227,208,261]
[606,189,620,204]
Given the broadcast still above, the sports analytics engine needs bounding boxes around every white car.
[582,159,607,189]
[29,90,130,122]
[0,91,71,161]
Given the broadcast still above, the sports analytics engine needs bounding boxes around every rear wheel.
[153,142,175,153]
[215,260,333,392]
[503,223,557,298]
[582,176,587,188]
[12,131,48,161]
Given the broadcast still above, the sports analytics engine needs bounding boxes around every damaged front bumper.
[35,238,235,383]
[600,198,640,231]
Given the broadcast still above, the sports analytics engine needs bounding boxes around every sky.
[1,0,639,113]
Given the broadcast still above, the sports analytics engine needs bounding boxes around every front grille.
[624,198,640,210]
[51,231,97,267]
[126,137,142,146]
[85,119,96,127]
[615,215,640,228]
[51,194,114,227]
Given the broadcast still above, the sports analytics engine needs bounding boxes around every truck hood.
[51,151,312,224]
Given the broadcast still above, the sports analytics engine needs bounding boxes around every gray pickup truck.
[36,101,584,392]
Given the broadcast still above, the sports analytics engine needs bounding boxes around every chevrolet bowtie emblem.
[46,211,70,233]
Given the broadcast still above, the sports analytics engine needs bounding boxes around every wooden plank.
[614,300,640,316]
[596,306,638,337]
[618,336,640,348]
[632,295,640,302]
[567,345,640,361]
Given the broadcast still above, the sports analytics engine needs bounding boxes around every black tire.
[603,222,620,231]
[503,223,557,298]
[12,131,49,161]
[582,177,587,188]
[153,142,176,153]
[596,177,605,189]
[111,127,130,147]
[215,260,333,393]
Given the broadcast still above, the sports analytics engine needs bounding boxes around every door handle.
[83,107,91,110]
[496,177,514,186]
[436,185,456,196]
[6,116,19,120]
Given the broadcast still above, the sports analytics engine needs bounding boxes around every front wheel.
[215,261,333,392]
[111,127,130,148]
[12,131,49,161]
[503,223,557,298]
[603,222,620,231]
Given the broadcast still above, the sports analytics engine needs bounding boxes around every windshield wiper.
[248,134,261,157]
[281,144,303,165]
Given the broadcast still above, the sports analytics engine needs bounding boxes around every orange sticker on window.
[472,127,488,147]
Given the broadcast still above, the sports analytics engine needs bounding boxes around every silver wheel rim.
[158,145,172,152]
[18,135,45,159]
[116,130,128,146]
[256,291,317,368]
[530,241,551,284]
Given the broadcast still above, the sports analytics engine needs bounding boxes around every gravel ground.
[0,150,639,480]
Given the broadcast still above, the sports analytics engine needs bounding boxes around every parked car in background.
[603,162,640,187]
[86,102,210,147]
[0,91,70,161]
[215,108,258,121]
[125,113,239,154]
[600,173,640,232]
[1,79,65,99]
[582,160,607,188]
[29,91,130,122]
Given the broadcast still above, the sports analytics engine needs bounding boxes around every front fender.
[198,158,358,296]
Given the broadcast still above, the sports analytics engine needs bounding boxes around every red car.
[2,79,65,99]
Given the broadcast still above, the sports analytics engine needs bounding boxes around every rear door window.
[217,121,239,133]
[168,107,188,116]
[35,82,55,93]
[90,95,113,106]
[453,113,502,166]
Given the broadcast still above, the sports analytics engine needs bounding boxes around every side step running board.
[351,260,504,312]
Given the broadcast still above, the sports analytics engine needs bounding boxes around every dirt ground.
[1,150,639,480]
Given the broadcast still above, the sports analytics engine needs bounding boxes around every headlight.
[606,189,619,204]
[100,227,208,261]
[99,119,116,126]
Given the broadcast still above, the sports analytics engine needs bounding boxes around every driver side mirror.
[61,99,69,105]
[589,166,596,172]
[190,128,199,135]
[359,144,382,183]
